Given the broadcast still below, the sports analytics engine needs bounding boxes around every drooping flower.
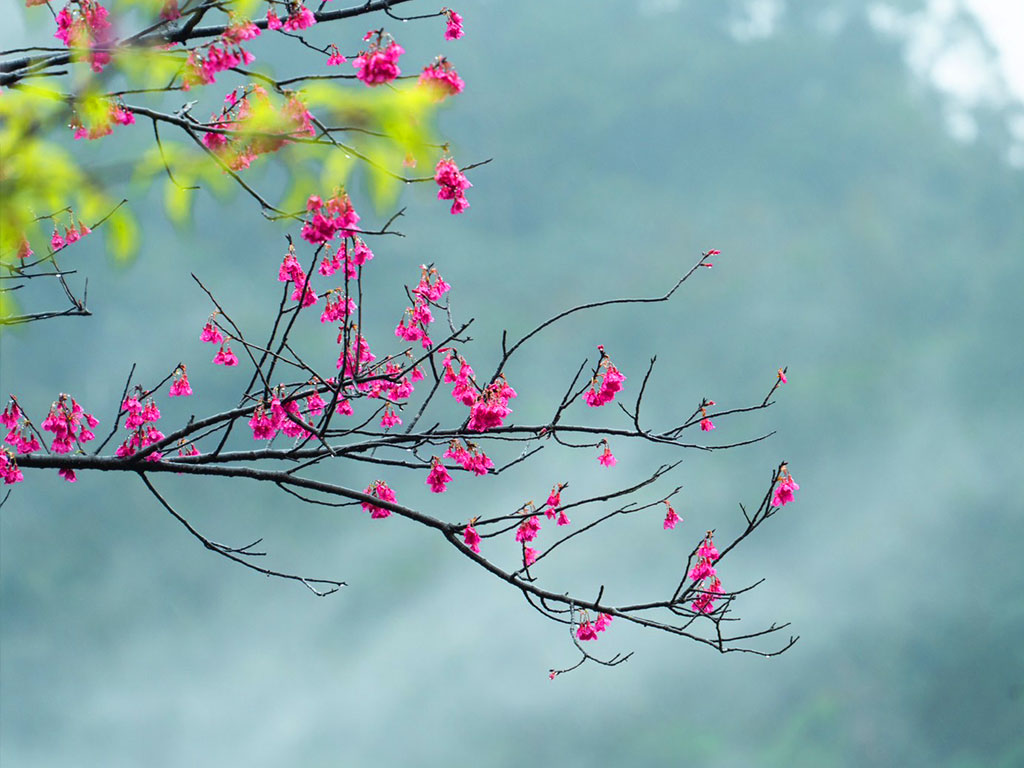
[362,480,397,519]
[597,441,616,467]
[419,57,464,100]
[58,467,77,483]
[584,350,626,407]
[594,613,613,632]
[700,417,715,432]
[443,8,463,40]
[523,546,538,566]
[663,502,681,530]
[434,157,471,214]
[353,32,404,86]
[545,484,562,519]
[200,320,223,344]
[426,458,452,493]
[282,4,316,31]
[1,450,25,485]
[689,532,723,614]
[515,515,541,543]
[467,376,516,432]
[213,342,239,366]
[169,367,192,397]
[771,467,799,507]
[463,523,481,553]
[326,44,346,66]
[576,620,598,641]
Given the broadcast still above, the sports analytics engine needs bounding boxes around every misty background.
[2,0,1023,765]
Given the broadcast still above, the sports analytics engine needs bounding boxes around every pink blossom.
[17,238,33,260]
[213,342,239,366]
[223,18,261,44]
[50,228,65,251]
[283,5,316,31]
[545,485,562,518]
[434,157,471,214]
[771,472,799,507]
[362,480,396,519]
[576,621,598,641]
[663,503,681,530]
[353,34,404,86]
[412,266,451,302]
[515,515,541,543]
[463,523,481,553]
[169,369,192,397]
[58,467,77,483]
[594,613,613,632]
[597,443,616,467]
[266,8,282,30]
[0,402,21,430]
[426,459,452,493]
[700,417,715,432]
[556,510,570,526]
[380,406,402,428]
[419,58,464,100]
[0,450,24,485]
[524,546,538,566]
[200,321,224,344]
[326,45,346,66]
[444,8,464,40]
[584,357,626,407]
[467,375,516,432]
[778,368,788,384]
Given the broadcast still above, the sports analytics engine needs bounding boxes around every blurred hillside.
[2,1,1023,766]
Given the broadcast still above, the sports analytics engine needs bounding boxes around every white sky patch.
[868,0,1024,165]
[729,0,786,41]
[964,0,1024,105]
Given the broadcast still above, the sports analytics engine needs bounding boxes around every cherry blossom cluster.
[353,30,404,87]
[440,350,516,432]
[301,189,362,246]
[42,394,98,458]
[419,57,465,101]
[576,610,613,641]
[771,464,799,507]
[425,458,452,493]
[584,349,626,407]
[2,399,41,455]
[114,392,165,461]
[689,532,723,614]
[0,448,24,485]
[248,388,321,441]
[325,44,346,67]
[266,3,316,32]
[443,439,494,476]
[70,100,134,141]
[443,9,464,41]
[45,212,92,253]
[199,317,239,367]
[202,86,314,171]
[169,366,193,397]
[362,480,396,519]
[182,18,260,91]
[434,158,471,214]
[545,484,571,526]
[53,0,112,72]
